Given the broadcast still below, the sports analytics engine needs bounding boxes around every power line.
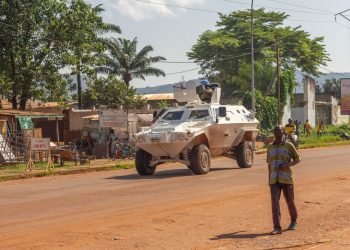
[135,0,220,14]
[287,19,333,23]
[135,0,336,23]
[222,0,334,16]
[265,0,333,15]
[166,67,200,75]
[334,20,350,30]
[164,43,276,75]
[319,66,350,77]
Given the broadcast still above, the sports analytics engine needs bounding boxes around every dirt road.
[0,145,349,249]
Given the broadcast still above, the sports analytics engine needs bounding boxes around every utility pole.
[250,0,255,117]
[335,9,350,22]
[276,38,281,125]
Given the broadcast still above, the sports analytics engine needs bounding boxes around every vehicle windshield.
[161,111,184,121]
[189,109,210,120]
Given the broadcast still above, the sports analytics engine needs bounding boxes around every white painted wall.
[304,77,316,127]
[282,95,291,125]
[291,107,304,123]
[335,106,350,124]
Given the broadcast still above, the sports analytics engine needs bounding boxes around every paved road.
[1,145,349,249]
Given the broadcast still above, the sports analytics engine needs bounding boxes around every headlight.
[186,130,194,137]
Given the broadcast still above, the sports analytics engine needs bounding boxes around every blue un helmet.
[200,79,210,87]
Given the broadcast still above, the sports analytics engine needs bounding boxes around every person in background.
[111,138,118,160]
[317,121,325,136]
[152,110,158,124]
[198,79,213,103]
[304,119,312,136]
[266,125,301,235]
[109,129,117,158]
[284,118,297,147]
[294,120,301,137]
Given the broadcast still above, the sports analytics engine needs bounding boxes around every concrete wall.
[304,77,316,127]
[69,109,97,131]
[291,107,304,123]
[335,106,350,124]
[282,95,291,125]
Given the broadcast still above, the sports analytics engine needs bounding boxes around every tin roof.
[142,93,174,101]
[0,109,64,118]
[82,114,99,121]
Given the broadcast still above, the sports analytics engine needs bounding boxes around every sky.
[86,0,350,88]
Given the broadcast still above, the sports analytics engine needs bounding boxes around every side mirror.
[218,106,227,117]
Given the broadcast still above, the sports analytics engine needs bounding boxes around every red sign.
[341,78,350,115]
[31,138,50,151]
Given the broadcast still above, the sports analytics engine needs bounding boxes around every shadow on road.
[107,166,239,180]
[210,231,271,240]
[107,169,194,180]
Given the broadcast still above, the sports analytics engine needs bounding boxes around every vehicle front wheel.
[235,141,254,168]
[135,149,156,175]
[190,144,211,175]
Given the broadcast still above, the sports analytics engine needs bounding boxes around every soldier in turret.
[198,79,213,103]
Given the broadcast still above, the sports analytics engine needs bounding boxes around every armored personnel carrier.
[134,81,259,175]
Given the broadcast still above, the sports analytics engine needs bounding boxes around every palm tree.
[64,1,121,109]
[100,37,166,86]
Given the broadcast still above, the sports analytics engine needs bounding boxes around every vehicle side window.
[189,109,209,120]
[162,111,184,121]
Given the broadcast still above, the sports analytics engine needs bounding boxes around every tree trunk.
[10,51,18,109]
[19,97,28,111]
[77,63,82,109]
[11,95,17,109]
[123,73,132,87]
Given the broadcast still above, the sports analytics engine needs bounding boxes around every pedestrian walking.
[266,125,301,235]
[317,121,325,136]
[304,119,312,136]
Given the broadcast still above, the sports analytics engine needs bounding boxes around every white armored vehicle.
[134,81,259,175]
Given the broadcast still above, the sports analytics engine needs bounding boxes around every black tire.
[135,149,156,175]
[190,144,211,175]
[236,141,254,168]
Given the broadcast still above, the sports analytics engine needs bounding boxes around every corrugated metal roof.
[142,93,174,101]
[0,109,64,118]
[82,114,99,120]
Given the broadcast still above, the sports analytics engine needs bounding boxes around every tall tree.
[323,78,340,98]
[99,37,166,86]
[188,8,329,96]
[83,75,146,109]
[60,0,121,109]
[0,0,68,110]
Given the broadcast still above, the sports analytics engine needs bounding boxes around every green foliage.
[0,0,69,109]
[84,75,146,109]
[188,8,329,105]
[59,0,121,108]
[324,124,350,136]
[242,90,278,131]
[99,37,166,86]
[157,100,169,109]
[323,78,340,98]
[0,0,120,110]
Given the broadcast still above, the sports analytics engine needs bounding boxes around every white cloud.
[105,0,205,21]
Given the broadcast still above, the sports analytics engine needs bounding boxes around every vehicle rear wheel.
[135,149,156,175]
[190,144,211,175]
[236,141,254,168]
